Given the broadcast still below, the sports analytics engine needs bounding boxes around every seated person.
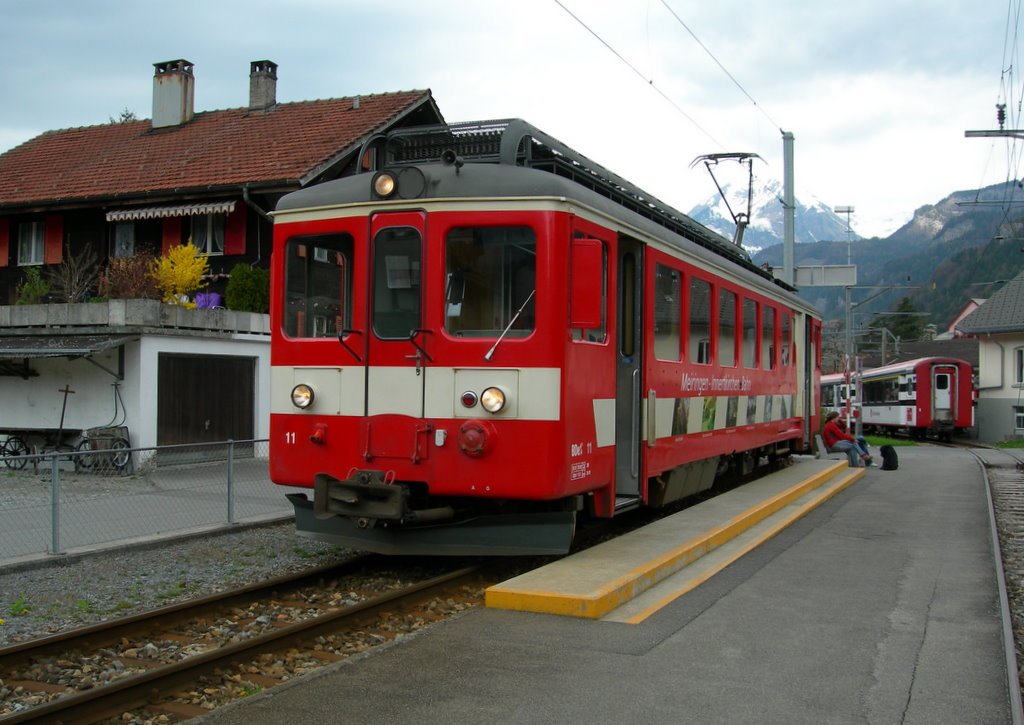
[822,411,873,467]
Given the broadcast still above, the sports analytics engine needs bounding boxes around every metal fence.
[0,439,299,563]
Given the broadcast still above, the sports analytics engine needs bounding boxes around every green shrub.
[98,254,160,299]
[15,268,50,304]
[225,264,269,313]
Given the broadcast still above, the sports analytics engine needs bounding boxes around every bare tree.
[46,245,101,303]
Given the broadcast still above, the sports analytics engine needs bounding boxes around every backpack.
[880,445,899,471]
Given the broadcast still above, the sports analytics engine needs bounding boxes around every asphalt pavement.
[195,445,1015,725]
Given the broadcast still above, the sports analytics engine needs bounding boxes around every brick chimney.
[152,59,195,128]
[249,60,278,111]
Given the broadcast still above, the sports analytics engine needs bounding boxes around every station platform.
[197,446,1016,724]
[487,458,862,622]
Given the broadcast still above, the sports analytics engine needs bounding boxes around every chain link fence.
[0,439,300,563]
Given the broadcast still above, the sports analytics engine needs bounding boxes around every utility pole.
[782,131,795,287]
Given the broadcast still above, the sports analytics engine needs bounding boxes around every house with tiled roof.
[0,59,443,451]
[955,268,1024,442]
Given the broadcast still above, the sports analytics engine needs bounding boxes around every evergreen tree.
[870,297,927,341]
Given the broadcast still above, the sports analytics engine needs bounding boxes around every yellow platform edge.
[617,466,865,623]
[485,461,858,619]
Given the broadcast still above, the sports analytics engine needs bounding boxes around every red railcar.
[269,120,822,555]
[821,357,974,440]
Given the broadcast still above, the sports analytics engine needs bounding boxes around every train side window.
[781,313,791,366]
[742,299,757,368]
[688,277,711,364]
[718,289,737,367]
[762,305,776,370]
[654,264,681,360]
[570,237,607,343]
[445,226,536,338]
[283,233,353,338]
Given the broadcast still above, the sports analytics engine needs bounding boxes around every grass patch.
[864,435,916,447]
[157,582,187,601]
[8,594,31,617]
[996,439,1024,449]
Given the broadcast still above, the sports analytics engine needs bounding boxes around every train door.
[932,365,956,422]
[366,212,427,419]
[614,236,643,500]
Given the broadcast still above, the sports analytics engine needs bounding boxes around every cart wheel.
[109,438,132,472]
[2,436,29,470]
[76,439,94,471]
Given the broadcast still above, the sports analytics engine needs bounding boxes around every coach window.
[718,289,737,367]
[373,226,423,339]
[688,276,711,364]
[283,233,353,338]
[570,235,607,343]
[654,264,681,360]
[762,305,776,370]
[742,299,758,368]
[445,226,535,338]
[781,313,792,366]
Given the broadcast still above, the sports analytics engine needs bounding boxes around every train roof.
[821,356,972,382]
[276,119,811,308]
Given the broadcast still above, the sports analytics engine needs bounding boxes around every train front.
[267,164,583,556]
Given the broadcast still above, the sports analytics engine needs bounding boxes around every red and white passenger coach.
[821,357,974,440]
[269,120,823,555]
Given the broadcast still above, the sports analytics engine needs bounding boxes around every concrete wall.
[974,332,1024,442]
[0,301,270,449]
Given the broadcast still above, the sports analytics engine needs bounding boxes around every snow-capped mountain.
[687,178,859,253]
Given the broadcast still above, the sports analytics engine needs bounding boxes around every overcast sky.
[0,0,1016,237]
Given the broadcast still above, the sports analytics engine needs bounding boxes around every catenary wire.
[551,0,726,150]
[658,0,784,134]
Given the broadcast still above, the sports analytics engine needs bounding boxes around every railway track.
[969,445,1024,720]
[0,556,491,723]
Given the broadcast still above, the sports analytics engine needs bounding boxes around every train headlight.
[291,384,315,409]
[372,171,397,199]
[480,387,506,413]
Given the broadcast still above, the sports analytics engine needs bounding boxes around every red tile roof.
[0,90,435,208]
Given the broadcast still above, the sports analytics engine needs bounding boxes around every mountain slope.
[687,178,857,252]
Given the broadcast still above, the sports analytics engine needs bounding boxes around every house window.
[114,222,135,258]
[18,221,44,266]
[1015,347,1024,386]
[191,214,225,255]
[1015,406,1024,431]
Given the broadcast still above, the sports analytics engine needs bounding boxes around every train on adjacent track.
[268,119,823,555]
[820,357,974,441]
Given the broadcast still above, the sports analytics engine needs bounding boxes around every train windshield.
[282,234,353,338]
[444,226,536,338]
[372,226,423,339]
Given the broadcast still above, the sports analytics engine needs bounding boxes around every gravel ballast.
[0,522,352,646]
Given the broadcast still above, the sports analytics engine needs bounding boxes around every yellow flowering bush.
[151,242,209,308]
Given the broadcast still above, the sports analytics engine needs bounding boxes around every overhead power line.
[552,0,725,149]
[658,0,783,134]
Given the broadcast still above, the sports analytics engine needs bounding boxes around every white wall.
[0,333,270,449]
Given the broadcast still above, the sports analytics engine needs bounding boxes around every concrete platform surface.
[196,446,1014,725]
[486,458,861,620]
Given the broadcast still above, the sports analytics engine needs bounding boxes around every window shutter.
[223,204,247,255]
[44,215,63,264]
[162,217,182,255]
[0,218,8,268]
